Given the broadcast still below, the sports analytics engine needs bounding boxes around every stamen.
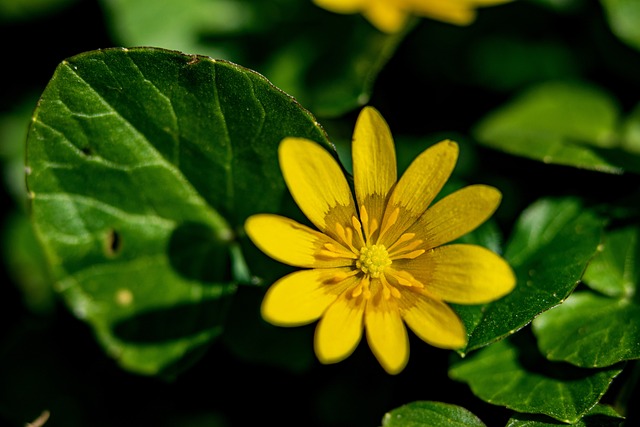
[391,249,425,260]
[378,207,399,242]
[359,205,379,242]
[352,275,371,299]
[325,269,359,284]
[380,274,401,299]
[387,233,415,252]
[317,242,358,260]
[389,269,424,288]
[351,215,365,247]
[335,223,357,252]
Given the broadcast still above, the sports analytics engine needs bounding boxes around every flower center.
[357,244,392,278]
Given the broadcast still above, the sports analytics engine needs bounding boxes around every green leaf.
[473,81,640,174]
[506,404,625,426]
[459,197,605,353]
[382,401,487,427]
[532,291,640,367]
[582,224,639,298]
[449,333,624,424]
[601,0,640,52]
[25,47,332,376]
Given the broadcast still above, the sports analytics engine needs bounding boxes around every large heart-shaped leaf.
[25,47,333,376]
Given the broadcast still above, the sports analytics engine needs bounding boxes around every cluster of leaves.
[2,0,640,426]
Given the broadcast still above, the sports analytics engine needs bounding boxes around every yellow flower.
[245,106,515,374]
[313,0,513,33]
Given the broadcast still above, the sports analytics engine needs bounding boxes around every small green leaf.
[601,0,640,52]
[532,291,640,367]
[449,333,624,424]
[582,224,639,299]
[473,81,640,174]
[506,404,625,426]
[382,401,487,427]
[459,197,604,352]
[25,47,332,376]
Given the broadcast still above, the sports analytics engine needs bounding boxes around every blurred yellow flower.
[245,106,515,374]
[313,0,512,33]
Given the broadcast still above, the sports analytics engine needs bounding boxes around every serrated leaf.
[459,197,604,353]
[506,404,625,426]
[382,401,487,427]
[532,291,640,367]
[473,81,640,174]
[449,333,624,424]
[25,47,332,376]
[601,0,640,52]
[582,224,639,298]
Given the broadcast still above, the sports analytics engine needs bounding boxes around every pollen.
[357,244,392,278]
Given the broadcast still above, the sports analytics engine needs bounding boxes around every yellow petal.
[315,288,365,364]
[407,0,477,25]
[352,106,397,237]
[364,295,408,374]
[279,138,357,236]
[363,1,410,33]
[245,214,354,268]
[399,244,516,304]
[407,0,512,26]
[400,290,467,348]
[412,184,502,249]
[313,0,364,14]
[261,268,354,326]
[379,140,458,245]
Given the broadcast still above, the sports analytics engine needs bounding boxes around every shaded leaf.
[474,81,640,174]
[459,197,604,353]
[25,47,332,376]
[532,291,640,367]
[382,401,487,427]
[449,333,624,424]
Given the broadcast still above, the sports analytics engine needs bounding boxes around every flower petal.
[398,244,516,304]
[412,184,502,249]
[279,137,357,236]
[400,290,467,348]
[407,0,512,26]
[261,268,354,326]
[379,140,458,245]
[312,0,364,14]
[352,106,397,238]
[362,0,410,33]
[315,288,365,364]
[365,294,409,374]
[245,214,355,268]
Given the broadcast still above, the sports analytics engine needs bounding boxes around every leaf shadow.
[511,329,620,382]
[167,221,232,284]
[112,295,234,344]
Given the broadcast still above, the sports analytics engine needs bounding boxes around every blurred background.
[1,0,640,426]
